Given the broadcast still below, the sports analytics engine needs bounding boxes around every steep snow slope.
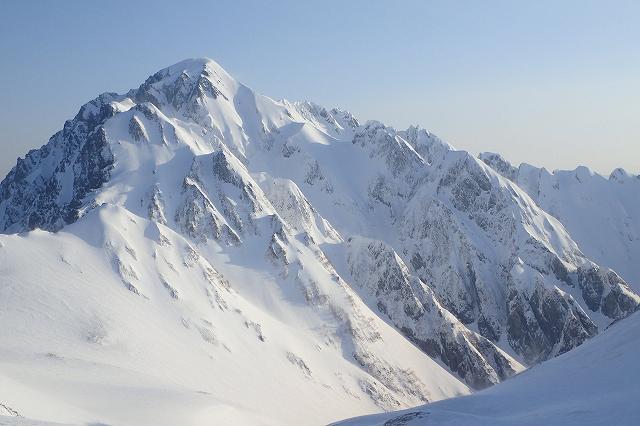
[334,311,640,426]
[0,57,638,424]
[0,206,467,426]
[480,152,640,289]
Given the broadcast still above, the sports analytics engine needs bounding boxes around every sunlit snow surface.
[0,205,467,425]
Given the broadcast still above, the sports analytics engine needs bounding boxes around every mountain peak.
[133,57,237,112]
[609,167,634,182]
[158,57,235,84]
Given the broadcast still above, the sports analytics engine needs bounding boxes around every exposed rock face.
[506,281,598,363]
[0,94,118,232]
[392,146,639,366]
[346,236,521,388]
[1,58,638,394]
[480,151,640,289]
[577,265,638,319]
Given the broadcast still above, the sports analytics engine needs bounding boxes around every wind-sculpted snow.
[0,58,638,424]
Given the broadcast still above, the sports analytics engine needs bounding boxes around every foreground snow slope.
[0,206,467,426]
[335,311,640,425]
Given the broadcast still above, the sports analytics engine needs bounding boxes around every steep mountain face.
[334,311,640,426]
[344,236,519,389]
[391,148,637,364]
[0,93,117,232]
[480,152,640,289]
[0,58,638,424]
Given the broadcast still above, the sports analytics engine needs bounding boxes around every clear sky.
[1,0,638,178]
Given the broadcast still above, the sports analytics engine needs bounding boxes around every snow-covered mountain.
[335,311,640,425]
[0,58,638,425]
[480,152,640,289]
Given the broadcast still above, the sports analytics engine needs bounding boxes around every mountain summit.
[0,58,638,425]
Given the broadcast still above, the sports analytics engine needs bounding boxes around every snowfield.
[0,57,638,425]
[0,206,467,425]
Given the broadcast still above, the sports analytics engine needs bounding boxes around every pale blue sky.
[1,0,638,177]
